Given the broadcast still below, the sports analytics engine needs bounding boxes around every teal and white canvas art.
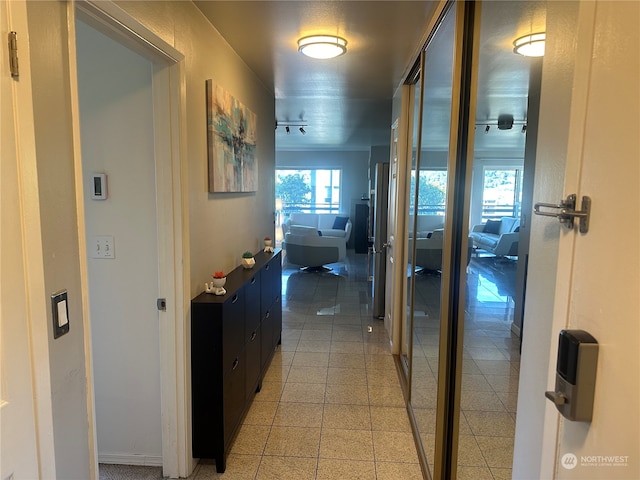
[206,79,258,192]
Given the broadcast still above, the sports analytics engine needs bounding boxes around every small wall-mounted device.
[91,173,107,200]
[51,289,70,338]
[545,329,598,422]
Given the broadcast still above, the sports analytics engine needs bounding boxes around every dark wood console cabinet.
[191,250,282,473]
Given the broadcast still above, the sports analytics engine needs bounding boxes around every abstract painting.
[206,79,258,192]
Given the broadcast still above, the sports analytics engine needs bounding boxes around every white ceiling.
[194,1,545,152]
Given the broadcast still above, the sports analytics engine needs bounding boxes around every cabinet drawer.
[261,308,274,370]
[244,274,261,340]
[222,291,244,371]
[223,351,245,445]
[259,263,272,317]
[260,254,282,315]
[271,296,282,348]
[245,324,261,401]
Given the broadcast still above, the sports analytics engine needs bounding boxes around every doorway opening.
[72,3,187,477]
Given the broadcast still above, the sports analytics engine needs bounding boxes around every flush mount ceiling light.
[298,35,347,59]
[513,32,546,57]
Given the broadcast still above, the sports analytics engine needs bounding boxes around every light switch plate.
[91,235,115,259]
[51,290,69,338]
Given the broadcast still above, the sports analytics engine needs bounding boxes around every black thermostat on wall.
[51,289,70,338]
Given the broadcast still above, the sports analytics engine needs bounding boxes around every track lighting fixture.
[475,115,527,135]
[275,121,309,136]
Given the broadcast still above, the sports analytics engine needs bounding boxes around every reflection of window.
[275,169,341,214]
[482,168,523,220]
[410,170,447,215]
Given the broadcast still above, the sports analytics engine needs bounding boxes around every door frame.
[1,0,57,476]
[385,119,400,351]
[68,1,190,477]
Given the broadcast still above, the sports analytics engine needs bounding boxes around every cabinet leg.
[216,456,226,473]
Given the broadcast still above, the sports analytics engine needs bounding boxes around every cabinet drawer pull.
[250,330,257,341]
[251,277,256,285]
[265,310,270,319]
[265,264,270,270]
[232,294,238,304]
[232,357,239,370]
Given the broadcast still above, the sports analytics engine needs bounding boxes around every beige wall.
[25,2,91,478]
[116,1,276,293]
[24,1,275,477]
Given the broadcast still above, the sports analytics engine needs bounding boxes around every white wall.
[276,149,370,248]
[369,145,391,189]
[76,20,162,464]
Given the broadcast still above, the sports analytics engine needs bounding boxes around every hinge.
[8,31,19,78]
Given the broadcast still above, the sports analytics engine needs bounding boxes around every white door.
[514,1,639,479]
[0,1,55,477]
[551,1,639,476]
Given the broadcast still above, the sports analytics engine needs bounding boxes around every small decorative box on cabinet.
[191,250,282,473]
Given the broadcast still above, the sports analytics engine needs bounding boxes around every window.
[275,169,341,215]
[481,167,523,220]
[410,169,447,215]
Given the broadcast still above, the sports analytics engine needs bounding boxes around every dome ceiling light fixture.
[513,32,546,57]
[298,35,347,59]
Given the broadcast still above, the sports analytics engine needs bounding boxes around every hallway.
[99,251,519,479]
[202,251,423,478]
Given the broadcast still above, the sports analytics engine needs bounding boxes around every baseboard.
[510,322,521,337]
[98,453,163,467]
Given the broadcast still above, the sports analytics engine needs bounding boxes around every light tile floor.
[99,252,519,480]
[409,254,519,480]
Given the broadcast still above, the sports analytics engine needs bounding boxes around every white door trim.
[68,1,189,477]
[3,1,57,476]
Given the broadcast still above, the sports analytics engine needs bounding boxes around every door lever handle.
[534,194,591,233]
